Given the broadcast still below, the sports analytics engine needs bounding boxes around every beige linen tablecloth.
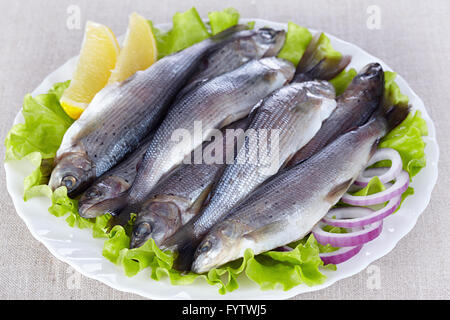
[0,0,448,299]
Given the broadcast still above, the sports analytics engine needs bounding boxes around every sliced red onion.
[312,220,383,247]
[322,195,401,228]
[319,245,363,265]
[341,170,409,206]
[354,148,403,186]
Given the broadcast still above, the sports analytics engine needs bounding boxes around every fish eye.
[86,189,101,198]
[134,222,151,237]
[198,240,212,254]
[62,175,77,189]
[258,28,275,42]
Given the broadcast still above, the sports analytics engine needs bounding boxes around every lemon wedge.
[108,12,158,84]
[61,21,120,119]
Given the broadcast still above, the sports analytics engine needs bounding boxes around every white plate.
[4,19,439,300]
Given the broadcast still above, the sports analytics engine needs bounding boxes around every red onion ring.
[354,148,403,186]
[319,245,363,265]
[341,170,409,206]
[322,195,402,228]
[312,220,383,247]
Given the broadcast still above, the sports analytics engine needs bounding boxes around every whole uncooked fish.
[163,80,337,269]
[287,63,385,166]
[192,105,410,273]
[49,25,247,197]
[130,117,250,248]
[179,28,286,96]
[101,57,294,218]
[77,134,153,218]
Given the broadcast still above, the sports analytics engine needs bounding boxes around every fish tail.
[293,33,351,82]
[365,102,411,136]
[161,223,198,271]
[382,103,411,133]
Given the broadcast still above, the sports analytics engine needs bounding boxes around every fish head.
[78,176,130,218]
[251,28,286,58]
[191,223,242,274]
[348,63,384,94]
[358,63,384,82]
[49,152,95,197]
[130,200,182,248]
[259,57,296,86]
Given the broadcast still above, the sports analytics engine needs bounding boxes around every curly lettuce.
[330,68,357,96]
[149,7,210,58]
[48,186,111,238]
[102,225,328,294]
[277,22,312,66]
[4,81,72,200]
[208,8,240,35]
[379,110,428,177]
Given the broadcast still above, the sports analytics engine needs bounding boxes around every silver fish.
[101,57,295,218]
[49,25,248,197]
[287,63,385,166]
[77,134,153,218]
[163,80,337,269]
[180,28,286,96]
[130,117,250,248]
[192,105,410,273]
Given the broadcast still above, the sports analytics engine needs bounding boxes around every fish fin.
[189,184,214,214]
[160,223,198,271]
[209,24,249,43]
[86,192,129,217]
[243,220,287,241]
[326,178,354,204]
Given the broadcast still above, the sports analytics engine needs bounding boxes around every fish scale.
[124,57,295,207]
[78,133,154,218]
[162,80,337,270]
[49,25,248,197]
[129,117,251,247]
[287,63,385,167]
[191,104,410,273]
[192,81,336,236]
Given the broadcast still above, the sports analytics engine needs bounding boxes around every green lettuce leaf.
[330,68,357,96]
[384,71,409,107]
[103,226,328,294]
[379,110,428,177]
[48,187,111,238]
[208,8,240,35]
[246,235,327,290]
[317,33,342,59]
[149,7,210,58]
[277,22,312,66]
[352,176,386,196]
[4,81,72,200]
